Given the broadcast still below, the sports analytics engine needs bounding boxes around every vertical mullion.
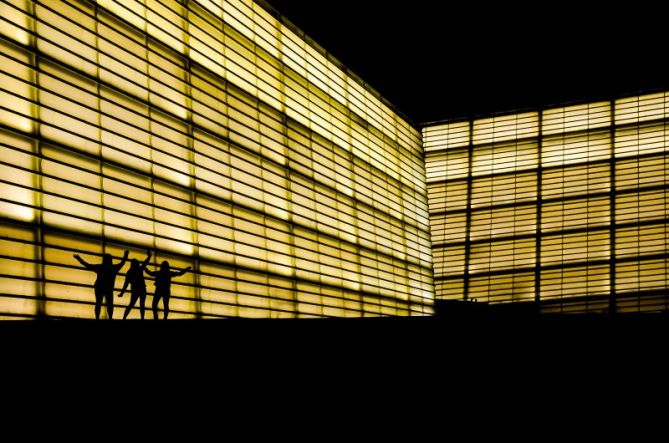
[535,111,543,306]
[144,2,159,307]
[29,0,46,318]
[95,0,105,280]
[184,2,202,319]
[463,120,473,300]
[609,99,617,313]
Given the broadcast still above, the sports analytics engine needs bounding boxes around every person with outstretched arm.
[73,250,129,320]
[118,250,152,320]
[145,261,191,320]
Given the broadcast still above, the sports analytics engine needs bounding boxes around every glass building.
[424,93,669,313]
[2,1,667,320]
[0,0,434,319]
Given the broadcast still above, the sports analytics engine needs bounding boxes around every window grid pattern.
[0,0,434,319]
[424,94,669,313]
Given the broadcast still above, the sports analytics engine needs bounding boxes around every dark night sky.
[267,0,668,125]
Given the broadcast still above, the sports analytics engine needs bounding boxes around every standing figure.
[73,250,129,320]
[118,250,152,320]
[145,261,191,320]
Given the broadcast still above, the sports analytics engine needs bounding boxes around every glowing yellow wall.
[0,0,433,318]
[424,95,668,313]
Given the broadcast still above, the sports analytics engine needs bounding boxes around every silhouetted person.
[73,250,129,320]
[118,250,152,320]
[145,261,191,320]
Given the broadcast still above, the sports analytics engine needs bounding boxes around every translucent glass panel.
[36,0,98,77]
[616,155,667,190]
[541,197,610,232]
[429,213,467,244]
[0,0,33,46]
[471,173,537,207]
[616,223,667,258]
[542,130,610,167]
[0,222,39,317]
[470,205,536,240]
[473,112,538,145]
[616,259,668,295]
[543,163,610,199]
[472,140,537,176]
[541,231,610,265]
[615,122,668,158]
[432,246,465,278]
[615,92,669,125]
[469,272,534,304]
[541,266,610,299]
[424,91,669,312]
[42,145,103,235]
[102,165,154,247]
[423,121,469,152]
[0,0,433,318]
[469,238,535,273]
[426,181,467,214]
[39,60,100,156]
[616,190,667,225]
[0,128,38,222]
[434,279,464,300]
[0,38,36,134]
[543,102,611,135]
[425,148,468,182]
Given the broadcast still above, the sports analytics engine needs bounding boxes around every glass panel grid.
[424,91,669,312]
[0,0,434,318]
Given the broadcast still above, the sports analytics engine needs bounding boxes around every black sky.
[267,0,669,125]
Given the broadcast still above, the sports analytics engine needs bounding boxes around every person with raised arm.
[145,260,191,320]
[118,250,152,320]
[73,250,129,320]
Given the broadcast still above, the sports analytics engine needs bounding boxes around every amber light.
[424,96,668,313]
[0,0,434,319]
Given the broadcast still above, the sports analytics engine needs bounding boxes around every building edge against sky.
[0,0,434,319]
[424,92,669,313]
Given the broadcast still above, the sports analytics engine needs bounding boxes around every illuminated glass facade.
[0,0,434,319]
[424,93,669,313]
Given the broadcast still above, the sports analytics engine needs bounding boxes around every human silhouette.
[118,250,152,320]
[73,250,129,320]
[145,261,191,320]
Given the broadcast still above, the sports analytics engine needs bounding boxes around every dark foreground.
[4,312,668,364]
[3,312,668,423]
